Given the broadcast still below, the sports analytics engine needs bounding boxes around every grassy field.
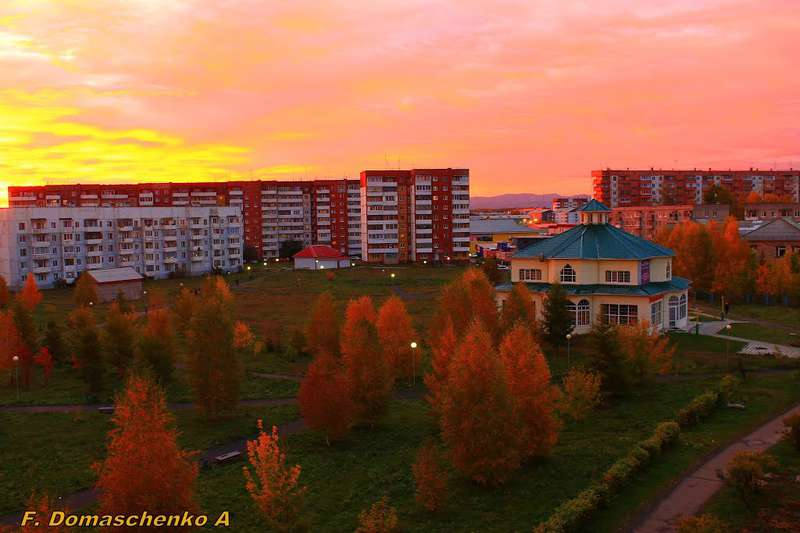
[702,439,800,530]
[719,322,800,346]
[0,404,298,515]
[697,301,800,331]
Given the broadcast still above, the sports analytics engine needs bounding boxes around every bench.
[214,451,242,465]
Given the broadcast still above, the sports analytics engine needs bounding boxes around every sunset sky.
[0,0,798,205]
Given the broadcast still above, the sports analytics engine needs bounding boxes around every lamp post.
[142,290,148,315]
[566,333,572,369]
[410,341,418,385]
[725,323,732,369]
[12,355,19,401]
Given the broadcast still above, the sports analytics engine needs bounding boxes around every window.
[568,299,591,326]
[777,246,786,258]
[560,264,576,283]
[650,300,663,327]
[519,268,542,281]
[666,261,671,279]
[679,294,687,319]
[601,303,638,325]
[605,270,631,283]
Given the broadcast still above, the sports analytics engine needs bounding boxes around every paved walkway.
[692,320,800,358]
[0,397,296,413]
[633,402,799,533]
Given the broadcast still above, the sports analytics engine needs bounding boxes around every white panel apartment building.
[0,207,243,288]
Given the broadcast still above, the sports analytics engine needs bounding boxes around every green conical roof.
[577,199,612,212]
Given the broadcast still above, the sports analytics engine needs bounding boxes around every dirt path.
[632,402,800,533]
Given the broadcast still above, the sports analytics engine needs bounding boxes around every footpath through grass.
[719,322,800,346]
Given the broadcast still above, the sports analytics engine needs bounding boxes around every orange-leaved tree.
[376,295,418,380]
[305,291,340,357]
[430,269,499,347]
[136,308,175,384]
[243,422,306,532]
[499,282,538,336]
[0,310,23,376]
[20,493,68,533]
[94,374,198,529]
[355,497,398,533]
[172,287,197,336]
[618,322,674,383]
[424,317,457,415]
[33,347,54,385]
[104,302,137,374]
[498,324,561,458]
[342,298,393,425]
[559,368,602,421]
[298,351,355,445]
[412,441,447,512]
[68,306,104,397]
[18,272,42,311]
[233,321,256,352]
[73,272,98,307]
[438,320,522,485]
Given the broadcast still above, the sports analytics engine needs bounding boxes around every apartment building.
[0,207,242,288]
[8,180,362,259]
[592,169,800,208]
[360,169,470,263]
[551,197,588,210]
[609,205,694,240]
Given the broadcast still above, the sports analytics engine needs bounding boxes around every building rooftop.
[470,218,542,235]
[577,199,612,213]
[293,245,348,260]
[514,223,674,260]
[742,217,800,241]
[86,267,144,284]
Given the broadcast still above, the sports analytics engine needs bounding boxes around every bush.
[355,496,398,533]
[534,485,606,533]
[783,413,800,451]
[724,451,777,504]
[677,514,729,533]
[717,374,740,404]
[677,391,719,427]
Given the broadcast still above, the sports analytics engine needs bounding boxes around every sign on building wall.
[640,259,650,284]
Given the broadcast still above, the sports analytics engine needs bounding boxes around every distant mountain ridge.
[470,193,588,209]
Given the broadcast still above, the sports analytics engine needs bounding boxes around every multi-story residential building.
[609,205,694,240]
[497,200,690,334]
[0,207,242,288]
[551,197,588,210]
[360,169,470,263]
[592,169,800,207]
[8,180,361,259]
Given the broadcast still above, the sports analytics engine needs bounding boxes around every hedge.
[534,379,728,532]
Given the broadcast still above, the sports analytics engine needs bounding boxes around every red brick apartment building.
[592,169,800,207]
[360,168,470,263]
[8,180,362,259]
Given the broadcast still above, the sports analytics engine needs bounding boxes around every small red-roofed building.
[293,245,353,270]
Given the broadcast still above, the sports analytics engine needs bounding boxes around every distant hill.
[470,193,588,210]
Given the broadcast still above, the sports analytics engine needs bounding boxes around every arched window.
[679,294,687,319]
[560,264,576,283]
[576,299,590,326]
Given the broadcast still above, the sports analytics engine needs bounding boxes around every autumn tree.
[541,282,573,352]
[657,221,715,294]
[305,291,340,357]
[298,351,355,445]
[618,322,674,382]
[33,347,54,385]
[136,308,175,384]
[587,322,629,395]
[711,217,753,301]
[376,296,418,380]
[438,321,522,485]
[94,374,198,529]
[342,300,393,425]
[104,302,137,374]
[188,285,240,418]
[233,321,256,354]
[430,268,498,346]
[68,307,104,398]
[0,275,9,308]
[262,319,283,352]
[559,369,602,421]
[412,441,447,512]
[243,422,306,532]
[424,318,457,415]
[73,272,98,307]
[500,282,538,336]
[18,273,42,311]
[11,301,38,388]
[481,257,503,284]
[499,324,561,458]
[20,493,68,533]
[355,497,398,533]
[172,287,197,336]
[43,320,66,364]
[0,311,23,379]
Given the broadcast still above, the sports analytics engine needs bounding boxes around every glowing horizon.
[1,0,798,207]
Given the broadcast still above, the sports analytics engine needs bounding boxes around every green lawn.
[697,301,800,330]
[719,322,800,346]
[702,439,800,530]
[0,404,298,515]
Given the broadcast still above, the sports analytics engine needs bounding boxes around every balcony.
[33,265,51,274]
[85,238,102,245]
[86,262,103,270]
[163,256,178,264]
[86,249,103,257]
[117,225,134,232]
[191,254,205,262]
[31,226,49,234]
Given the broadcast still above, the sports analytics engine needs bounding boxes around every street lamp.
[12,355,19,401]
[410,341,418,385]
[566,333,572,368]
[725,323,732,369]
[390,272,396,279]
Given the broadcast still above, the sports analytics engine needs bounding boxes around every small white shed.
[293,245,352,270]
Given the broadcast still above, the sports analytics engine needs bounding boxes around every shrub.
[717,374,740,404]
[677,514,729,533]
[677,391,719,427]
[559,369,602,421]
[355,496,398,533]
[533,485,606,533]
[724,451,777,504]
[261,320,283,352]
[601,456,641,492]
[783,413,800,451]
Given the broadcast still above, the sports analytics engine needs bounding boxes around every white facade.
[293,257,351,270]
[261,185,312,259]
[0,207,243,288]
